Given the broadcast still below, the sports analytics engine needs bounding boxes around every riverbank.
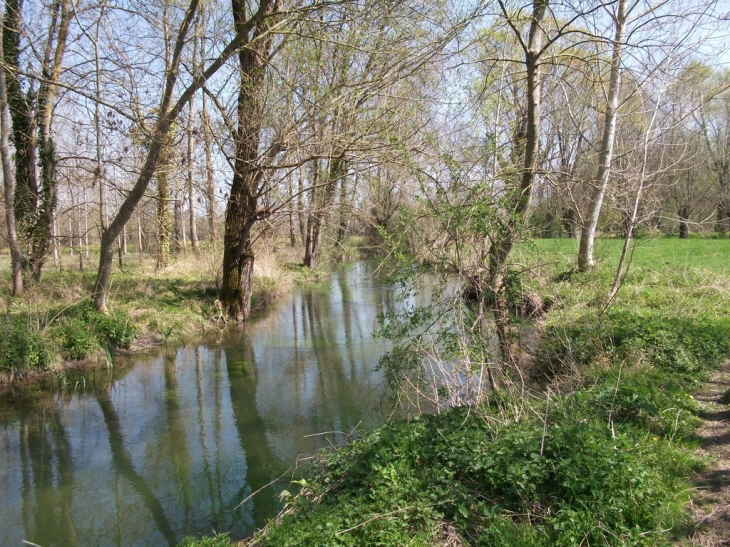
[179,237,730,547]
[0,242,314,390]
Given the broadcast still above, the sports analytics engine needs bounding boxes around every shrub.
[0,316,54,372]
[94,310,137,349]
[57,317,99,361]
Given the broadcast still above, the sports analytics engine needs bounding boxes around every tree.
[92,0,275,312]
[219,0,282,321]
[2,0,71,283]
[577,0,628,271]
[0,6,21,295]
[696,70,730,234]
[480,0,548,362]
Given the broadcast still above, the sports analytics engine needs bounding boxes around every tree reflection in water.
[0,261,392,546]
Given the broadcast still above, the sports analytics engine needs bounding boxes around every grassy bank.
[0,241,306,384]
[181,236,730,547]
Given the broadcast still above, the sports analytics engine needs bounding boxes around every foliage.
[57,317,99,361]
[534,311,730,384]
[0,315,54,373]
[247,387,698,547]
[79,305,137,349]
[235,238,730,547]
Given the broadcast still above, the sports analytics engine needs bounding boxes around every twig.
[335,500,455,536]
[234,468,293,510]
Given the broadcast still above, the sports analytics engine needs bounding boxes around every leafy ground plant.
[213,238,730,547]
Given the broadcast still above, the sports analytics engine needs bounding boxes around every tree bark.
[487,0,547,363]
[92,0,268,311]
[187,105,199,253]
[0,7,22,295]
[156,162,172,269]
[32,0,71,281]
[201,93,217,241]
[4,0,38,279]
[219,0,280,320]
[188,13,201,253]
[578,0,628,271]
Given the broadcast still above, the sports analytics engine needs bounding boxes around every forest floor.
[685,361,730,546]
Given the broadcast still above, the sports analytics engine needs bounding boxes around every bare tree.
[577,0,628,271]
[482,0,548,363]
[92,0,276,312]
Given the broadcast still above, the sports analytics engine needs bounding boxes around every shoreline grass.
[174,236,730,547]
[0,240,310,387]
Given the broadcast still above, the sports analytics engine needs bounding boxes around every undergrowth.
[239,366,703,546]
[180,240,730,547]
[0,302,137,374]
[0,242,303,377]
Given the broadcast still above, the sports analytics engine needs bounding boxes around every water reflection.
[0,261,391,546]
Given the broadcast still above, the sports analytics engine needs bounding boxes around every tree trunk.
[219,0,280,320]
[678,204,689,239]
[302,157,343,269]
[297,166,305,241]
[31,0,71,282]
[137,212,144,262]
[4,0,38,281]
[715,191,729,235]
[487,0,547,363]
[202,93,217,242]
[52,219,59,268]
[156,167,172,269]
[335,168,350,253]
[173,194,184,253]
[187,119,199,253]
[188,18,200,253]
[288,170,296,247]
[0,8,22,296]
[578,0,628,271]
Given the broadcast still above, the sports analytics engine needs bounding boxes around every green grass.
[176,236,730,547]
[0,243,298,376]
[521,237,730,276]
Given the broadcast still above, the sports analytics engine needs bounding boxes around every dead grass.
[0,241,310,370]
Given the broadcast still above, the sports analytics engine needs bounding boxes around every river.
[0,261,395,547]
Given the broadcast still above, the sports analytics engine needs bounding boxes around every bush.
[0,316,54,373]
[93,310,137,349]
[57,317,99,361]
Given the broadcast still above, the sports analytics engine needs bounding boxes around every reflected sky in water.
[0,261,393,546]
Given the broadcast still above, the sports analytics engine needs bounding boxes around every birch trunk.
[577,0,628,271]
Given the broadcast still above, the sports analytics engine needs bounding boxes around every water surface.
[0,261,393,546]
